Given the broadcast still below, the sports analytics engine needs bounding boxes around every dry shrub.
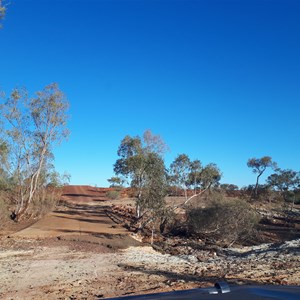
[187,198,260,246]
[0,192,10,227]
[30,187,62,218]
[106,190,120,200]
[0,185,62,222]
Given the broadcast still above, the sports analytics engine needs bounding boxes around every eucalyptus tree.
[113,130,168,218]
[247,156,277,198]
[169,154,222,206]
[183,163,221,205]
[138,152,167,235]
[267,169,300,204]
[169,154,191,200]
[0,83,69,219]
[220,184,239,191]
[188,159,202,194]
[107,176,125,188]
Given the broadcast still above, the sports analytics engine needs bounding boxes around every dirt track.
[13,186,129,239]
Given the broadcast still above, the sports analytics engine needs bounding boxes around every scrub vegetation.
[109,131,300,246]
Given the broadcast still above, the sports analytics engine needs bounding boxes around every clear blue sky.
[1,0,299,187]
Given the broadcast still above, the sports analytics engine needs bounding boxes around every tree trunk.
[136,203,141,218]
[184,187,187,201]
[254,172,263,198]
[151,225,154,245]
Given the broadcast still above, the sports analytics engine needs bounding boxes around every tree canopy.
[113,130,167,218]
[169,154,221,205]
[267,168,300,204]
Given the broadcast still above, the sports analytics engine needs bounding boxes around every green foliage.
[220,183,239,197]
[200,163,222,189]
[113,130,168,218]
[46,171,71,188]
[170,155,222,192]
[267,169,300,204]
[169,154,191,197]
[220,184,239,191]
[247,156,277,174]
[267,169,299,192]
[169,154,222,203]
[188,159,202,190]
[139,153,167,212]
[187,198,260,246]
[107,176,124,188]
[114,135,144,182]
[283,191,297,203]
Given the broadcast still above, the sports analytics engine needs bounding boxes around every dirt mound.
[61,185,110,202]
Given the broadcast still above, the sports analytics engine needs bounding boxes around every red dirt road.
[13,185,128,239]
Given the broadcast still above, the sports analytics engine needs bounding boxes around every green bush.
[106,190,120,200]
[283,191,300,204]
[187,198,260,246]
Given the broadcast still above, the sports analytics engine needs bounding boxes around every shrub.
[296,193,300,205]
[30,187,61,218]
[106,190,120,200]
[187,198,260,246]
[0,192,10,227]
[283,191,300,204]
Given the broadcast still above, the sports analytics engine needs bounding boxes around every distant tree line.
[110,133,299,206]
[109,131,299,245]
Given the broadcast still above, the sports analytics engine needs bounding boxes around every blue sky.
[1,0,299,187]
